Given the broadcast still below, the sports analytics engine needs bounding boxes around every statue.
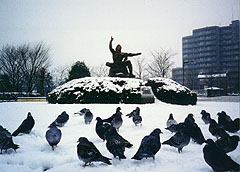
[106,36,141,78]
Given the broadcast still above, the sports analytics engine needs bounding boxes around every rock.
[146,77,197,105]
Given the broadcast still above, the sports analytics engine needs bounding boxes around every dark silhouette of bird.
[166,113,177,128]
[12,112,35,136]
[102,107,121,123]
[95,117,111,141]
[162,127,191,153]
[217,111,232,126]
[45,123,62,150]
[215,134,239,153]
[209,119,228,139]
[132,128,162,160]
[0,125,19,153]
[105,126,131,159]
[84,109,93,124]
[126,107,142,126]
[203,139,240,172]
[77,137,111,166]
[187,123,206,145]
[184,113,195,125]
[200,110,211,124]
[50,111,69,127]
[217,111,240,133]
[74,108,88,116]
[226,118,240,133]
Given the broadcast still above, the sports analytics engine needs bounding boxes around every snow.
[147,77,191,93]
[50,77,143,97]
[0,100,239,172]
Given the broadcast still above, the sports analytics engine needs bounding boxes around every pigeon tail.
[99,156,112,165]
[12,130,20,137]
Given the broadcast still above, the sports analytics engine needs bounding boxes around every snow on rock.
[47,77,144,104]
[146,77,197,105]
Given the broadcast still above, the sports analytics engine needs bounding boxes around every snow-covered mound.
[146,77,197,105]
[47,77,144,104]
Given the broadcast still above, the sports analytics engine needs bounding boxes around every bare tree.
[0,42,51,92]
[21,42,51,92]
[51,64,70,87]
[0,45,28,91]
[133,56,147,79]
[90,64,109,77]
[146,48,176,78]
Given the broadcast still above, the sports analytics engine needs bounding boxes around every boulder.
[47,77,143,104]
[146,77,197,105]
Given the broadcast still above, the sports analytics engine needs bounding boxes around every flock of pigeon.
[0,106,239,172]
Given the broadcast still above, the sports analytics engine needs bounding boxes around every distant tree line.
[0,42,175,97]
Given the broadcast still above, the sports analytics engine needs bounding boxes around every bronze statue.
[106,36,141,78]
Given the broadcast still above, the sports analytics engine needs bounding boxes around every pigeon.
[217,111,232,126]
[95,117,111,141]
[126,107,140,118]
[74,108,88,116]
[77,137,111,166]
[162,127,191,153]
[84,109,93,124]
[45,123,62,150]
[0,125,19,153]
[110,110,123,131]
[217,111,240,133]
[203,139,240,172]
[209,119,228,139]
[12,112,35,136]
[215,135,239,153]
[166,113,177,128]
[226,118,240,133]
[132,114,142,126]
[105,126,130,159]
[187,123,206,145]
[200,110,211,124]
[50,111,69,127]
[102,107,121,124]
[126,107,142,126]
[184,113,195,125]
[132,128,162,160]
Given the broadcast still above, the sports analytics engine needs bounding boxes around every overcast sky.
[0,0,239,70]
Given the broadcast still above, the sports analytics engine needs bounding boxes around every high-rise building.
[178,20,240,92]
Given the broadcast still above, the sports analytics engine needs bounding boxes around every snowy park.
[0,99,239,172]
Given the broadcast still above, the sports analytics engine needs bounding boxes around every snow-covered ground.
[0,100,239,172]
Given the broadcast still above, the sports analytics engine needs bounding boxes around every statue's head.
[116,44,122,52]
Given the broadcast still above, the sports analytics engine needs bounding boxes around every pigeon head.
[116,107,121,112]
[77,137,89,143]
[169,113,174,120]
[27,112,32,118]
[205,139,215,146]
[136,107,140,112]
[96,117,102,121]
[187,113,194,118]
[200,110,206,115]
[150,128,163,136]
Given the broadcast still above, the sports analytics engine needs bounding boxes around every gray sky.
[0,0,239,70]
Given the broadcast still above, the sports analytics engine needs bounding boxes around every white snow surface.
[0,100,239,172]
[49,77,143,97]
[148,77,192,93]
